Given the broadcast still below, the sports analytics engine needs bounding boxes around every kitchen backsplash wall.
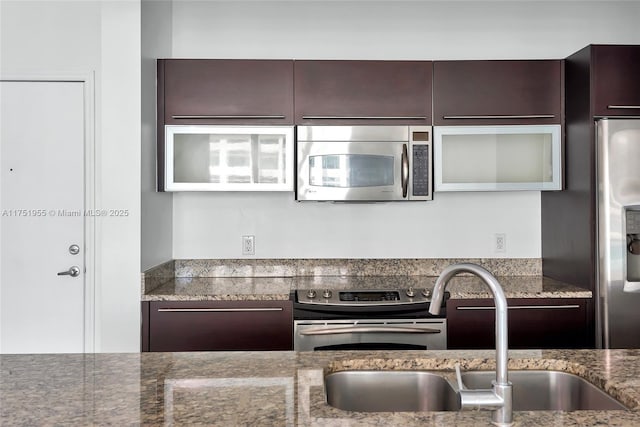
[142,257,541,292]
[172,258,542,278]
[168,0,640,260]
[142,257,541,295]
[173,191,540,259]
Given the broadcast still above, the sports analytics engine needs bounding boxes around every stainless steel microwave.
[296,126,432,201]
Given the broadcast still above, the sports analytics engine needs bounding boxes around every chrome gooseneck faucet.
[428,263,513,426]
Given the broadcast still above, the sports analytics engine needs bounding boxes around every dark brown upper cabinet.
[156,59,294,190]
[591,45,640,117]
[433,60,563,126]
[159,59,294,125]
[294,60,433,125]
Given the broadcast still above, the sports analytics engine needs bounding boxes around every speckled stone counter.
[145,276,294,301]
[2,349,639,425]
[143,274,591,301]
[173,258,542,278]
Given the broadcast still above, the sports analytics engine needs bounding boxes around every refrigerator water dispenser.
[625,208,640,282]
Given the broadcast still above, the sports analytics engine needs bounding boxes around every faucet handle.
[455,363,468,391]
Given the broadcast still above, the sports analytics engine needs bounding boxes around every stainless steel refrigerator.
[596,119,640,348]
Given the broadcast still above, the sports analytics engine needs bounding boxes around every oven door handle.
[299,326,442,335]
[401,144,409,198]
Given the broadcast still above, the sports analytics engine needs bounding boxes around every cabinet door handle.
[457,305,581,311]
[171,115,286,120]
[607,105,640,109]
[301,115,427,120]
[157,307,284,313]
[442,114,555,120]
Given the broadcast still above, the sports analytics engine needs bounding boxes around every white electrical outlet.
[495,233,506,253]
[242,235,255,255]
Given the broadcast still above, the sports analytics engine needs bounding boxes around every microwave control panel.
[409,126,432,201]
[413,145,430,197]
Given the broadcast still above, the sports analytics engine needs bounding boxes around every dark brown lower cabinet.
[446,298,593,349]
[142,300,293,352]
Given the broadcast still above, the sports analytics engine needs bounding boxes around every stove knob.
[322,289,332,299]
[422,289,432,298]
[306,289,317,299]
[406,287,415,298]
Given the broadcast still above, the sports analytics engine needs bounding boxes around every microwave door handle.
[401,144,409,198]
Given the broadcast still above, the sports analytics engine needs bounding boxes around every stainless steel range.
[292,287,448,351]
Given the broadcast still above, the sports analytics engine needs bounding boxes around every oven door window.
[309,154,394,188]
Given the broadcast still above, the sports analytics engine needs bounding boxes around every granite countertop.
[2,349,639,425]
[142,259,592,301]
[143,275,592,301]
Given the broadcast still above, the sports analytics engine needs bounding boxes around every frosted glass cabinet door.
[165,126,294,191]
[434,125,561,191]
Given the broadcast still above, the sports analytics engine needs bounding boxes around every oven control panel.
[295,288,443,306]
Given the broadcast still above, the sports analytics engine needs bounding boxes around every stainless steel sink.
[461,370,628,411]
[324,370,459,412]
[324,370,628,412]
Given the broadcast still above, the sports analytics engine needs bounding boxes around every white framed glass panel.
[165,126,294,191]
[434,125,561,191]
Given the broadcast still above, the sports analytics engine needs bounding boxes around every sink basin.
[325,370,627,412]
[324,370,459,412]
[461,370,628,411]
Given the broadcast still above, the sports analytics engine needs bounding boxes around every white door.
[0,80,87,353]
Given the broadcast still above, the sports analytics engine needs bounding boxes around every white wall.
[0,1,102,73]
[170,0,640,259]
[1,0,141,352]
[173,191,540,258]
[98,1,141,352]
[172,0,640,60]
[141,0,173,271]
